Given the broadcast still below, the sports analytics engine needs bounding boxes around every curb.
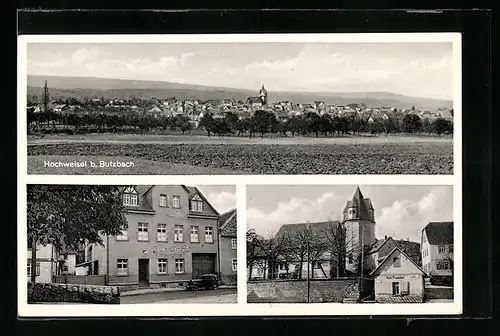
[120,286,237,297]
[121,288,185,297]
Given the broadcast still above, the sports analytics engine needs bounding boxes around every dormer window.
[190,194,204,212]
[123,187,138,206]
[347,207,357,219]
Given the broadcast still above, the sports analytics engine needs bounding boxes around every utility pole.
[360,226,364,277]
[306,238,310,303]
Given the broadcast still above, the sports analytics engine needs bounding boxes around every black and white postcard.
[18,33,462,317]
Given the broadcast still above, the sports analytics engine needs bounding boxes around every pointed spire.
[351,186,371,221]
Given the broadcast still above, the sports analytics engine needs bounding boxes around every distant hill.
[27,75,452,111]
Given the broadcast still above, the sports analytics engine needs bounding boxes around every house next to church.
[421,221,454,286]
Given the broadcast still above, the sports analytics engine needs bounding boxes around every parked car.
[185,274,220,291]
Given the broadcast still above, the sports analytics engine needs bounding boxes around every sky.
[246,185,453,242]
[27,42,453,99]
[196,185,236,214]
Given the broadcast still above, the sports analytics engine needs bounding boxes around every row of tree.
[246,221,362,281]
[28,108,454,138]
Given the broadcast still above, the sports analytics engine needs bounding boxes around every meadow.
[27,134,453,175]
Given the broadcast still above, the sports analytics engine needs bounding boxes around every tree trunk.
[31,237,37,285]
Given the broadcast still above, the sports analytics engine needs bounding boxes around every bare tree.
[42,80,51,129]
[246,229,263,281]
[323,219,347,278]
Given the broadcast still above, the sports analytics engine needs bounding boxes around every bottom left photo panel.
[24,184,238,305]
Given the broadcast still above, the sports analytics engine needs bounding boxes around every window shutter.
[402,281,410,295]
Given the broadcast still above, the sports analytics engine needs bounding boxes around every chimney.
[384,235,387,240]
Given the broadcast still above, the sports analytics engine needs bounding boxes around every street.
[120,287,237,304]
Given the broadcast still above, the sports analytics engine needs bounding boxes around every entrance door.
[138,259,149,284]
[192,254,215,278]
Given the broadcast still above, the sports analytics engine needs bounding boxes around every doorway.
[138,259,150,284]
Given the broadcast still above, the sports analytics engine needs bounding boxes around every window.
[175,258,184,273]
[393,256,401,268]
[174,225,184,242]
[27,262,40,277]
[279,263,286,271]
[232,258,237,272]
[157,259,168,274]
[190,226,199,243]
[157,224,167,242]
[116,229,128,241]
[190,194,204,212]
[172,195,180,208]
[438,245,446,253]
[159,194,168,207]
[231,238,237,250]
[62,265,69,273]
[392,282,400,295]
[348,253,353,264]
[138,222,149,241]
[122,187,138,206]
[437,261,449,270]
[347,207,357,219]
[117,259,128,276]
[205,227,213,243]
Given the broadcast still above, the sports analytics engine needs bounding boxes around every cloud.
[207,191,236,214]
[247,192,343,237]
[27,43,453,99]
[71,47,100,65]
[375,186,453,242]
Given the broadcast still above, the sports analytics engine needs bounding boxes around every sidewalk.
[159,294,237,304]
[121,285,237,297]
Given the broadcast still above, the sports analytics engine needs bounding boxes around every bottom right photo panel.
[246,184,455,304]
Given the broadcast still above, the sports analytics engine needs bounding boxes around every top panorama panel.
[22,35,458,175]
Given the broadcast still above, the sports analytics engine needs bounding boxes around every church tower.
[343,186,376,275]
[259,84,268,105]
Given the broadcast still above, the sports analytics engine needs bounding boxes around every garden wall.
[247,278,360,303]
[53,275,106,285]
[28,282,120,304]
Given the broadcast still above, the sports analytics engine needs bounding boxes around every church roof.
[343,186,374,221]
[247,97,262,104]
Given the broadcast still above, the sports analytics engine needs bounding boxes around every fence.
[53,275,106,286]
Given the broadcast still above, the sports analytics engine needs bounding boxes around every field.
[27,134,453,175]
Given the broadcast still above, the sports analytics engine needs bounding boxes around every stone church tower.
[343,186,376,276]
[259,84,268,105]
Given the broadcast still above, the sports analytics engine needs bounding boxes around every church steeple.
[344,186,374,222]
[259,83,268,105]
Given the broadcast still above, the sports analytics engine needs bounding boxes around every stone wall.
[28,282,120,304]
[247,278,359,303]
[53,275,106,285]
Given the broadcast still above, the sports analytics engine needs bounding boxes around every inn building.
[79,185,235,286]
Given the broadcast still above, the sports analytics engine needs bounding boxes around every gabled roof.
[219,208,237,237]
[369,246,427,277]
[182,185,220,217]
[275,221,340,239]
[366,236,395,254]
[247,97,262,104]
[423,222,453,245]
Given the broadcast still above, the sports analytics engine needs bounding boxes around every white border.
[18,33,462,317]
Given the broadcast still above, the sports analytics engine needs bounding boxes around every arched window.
[123,187,138,206]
